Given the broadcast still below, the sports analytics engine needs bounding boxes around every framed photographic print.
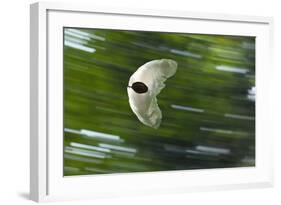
[30,2,274,202]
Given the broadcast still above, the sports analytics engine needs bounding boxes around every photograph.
[63,27,255,176]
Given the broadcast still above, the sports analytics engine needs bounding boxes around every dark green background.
[63,28,255,176]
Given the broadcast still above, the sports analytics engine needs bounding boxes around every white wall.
[0,0,280,204]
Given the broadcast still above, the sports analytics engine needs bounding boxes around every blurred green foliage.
[63,28,255,176]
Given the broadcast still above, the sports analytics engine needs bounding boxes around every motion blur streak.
[70,142,111,153]
[224,113,255,120]
[196,145,230,155]
[65,29,90,40]
[216,65,248,74]
[65,146,108,159]
[171,104,204,113]
[200,127,234,134]
[80,129,121,141]
[64,128,122,142]
[170,49,202,59]
[99,143,137,153]
[64,41,96,53]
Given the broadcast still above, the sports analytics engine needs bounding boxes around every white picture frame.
[30,1,274,202]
